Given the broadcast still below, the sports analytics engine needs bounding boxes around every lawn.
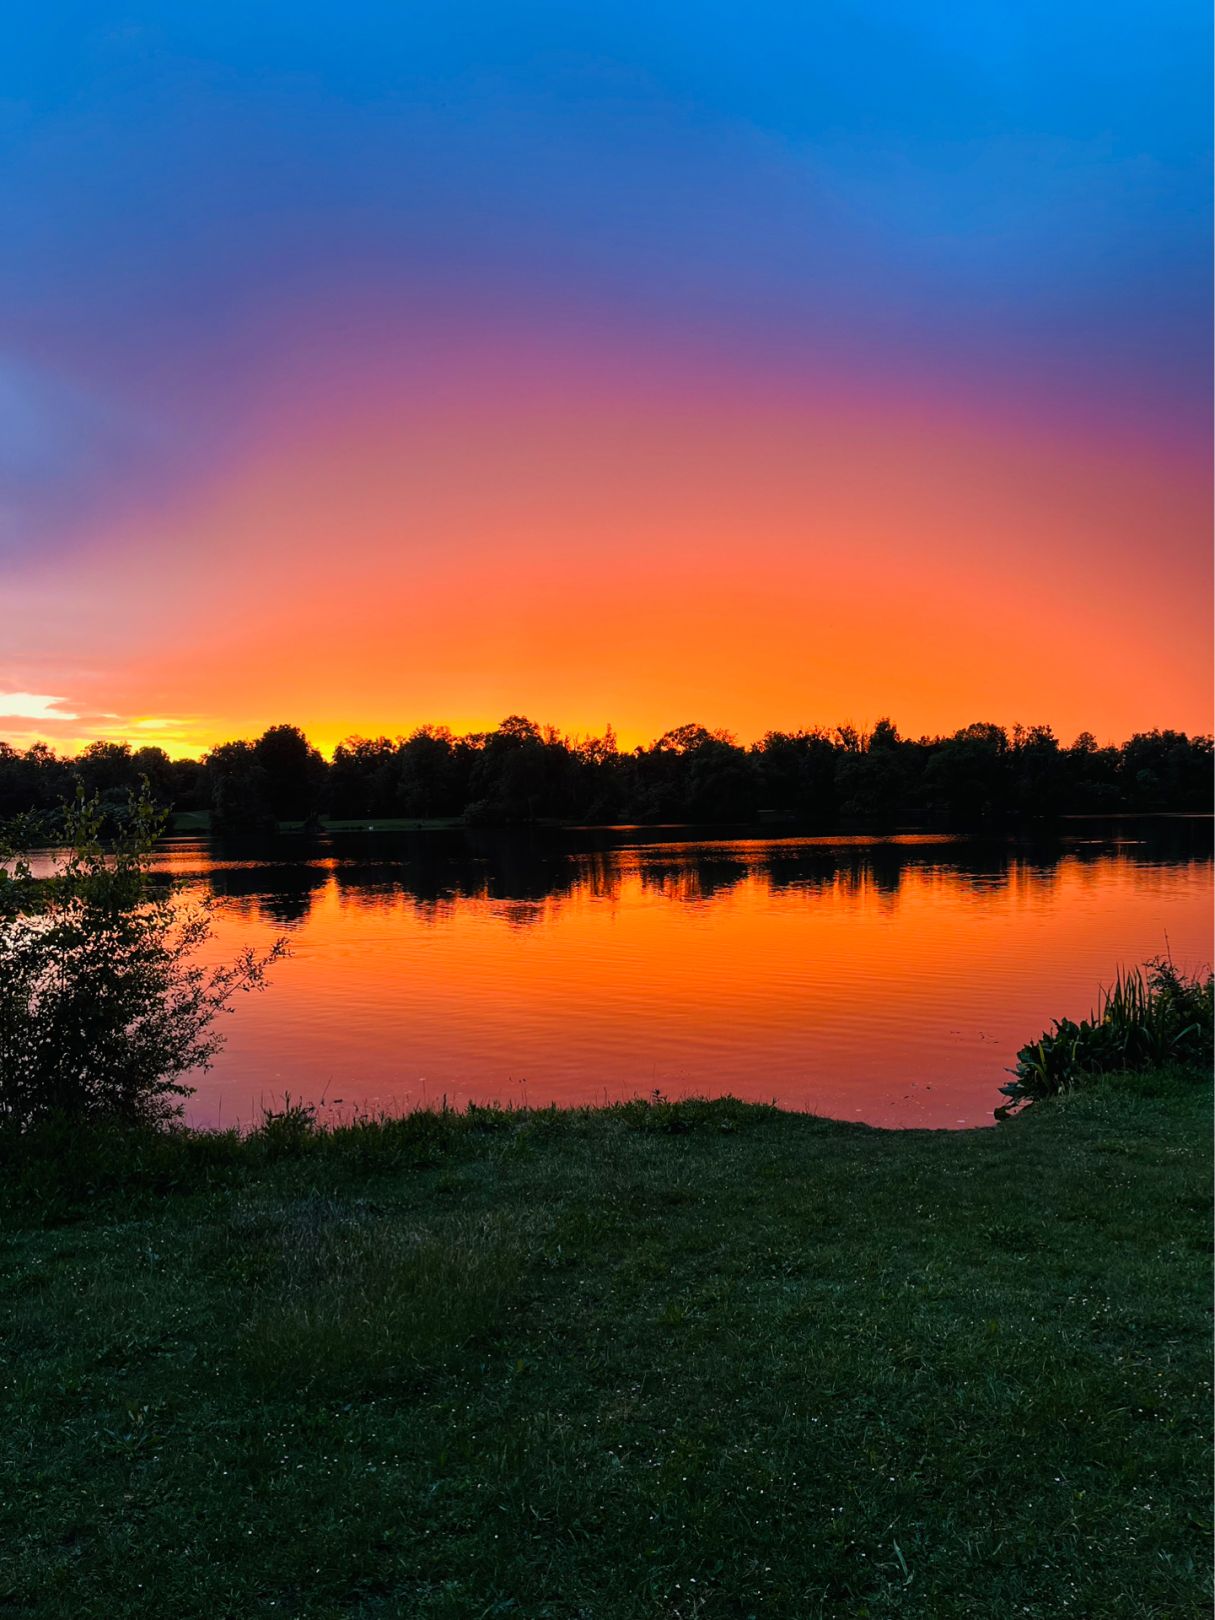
[0,1070,1209,1618]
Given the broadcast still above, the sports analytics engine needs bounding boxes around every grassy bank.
[1,1072,1210,1619]
[168,812,466,835]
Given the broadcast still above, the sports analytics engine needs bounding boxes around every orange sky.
[5,333,1210,758]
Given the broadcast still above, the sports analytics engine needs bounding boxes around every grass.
[168,812,466,834]
[304,817,465,833]
[167,809,211,832]
[169,812,467,834]
[0,1073,1210,1618]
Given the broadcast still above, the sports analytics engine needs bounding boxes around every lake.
[151,819,1211,1130]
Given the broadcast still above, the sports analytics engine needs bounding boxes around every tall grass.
[1001,955,1213,1109]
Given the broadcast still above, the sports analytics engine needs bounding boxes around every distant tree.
[1122,730,1213,812]
[252,725,326,822]
[924,723,1012,825]
[397,727,470,818]
[330,736,399,819]
[1009,724,1063,817]
[577,724,619,769]
[484,715,544,752]
[1063,733,1120,812]
[1,715,1210,829]
[631,724,756,821]
[207,741,273,833]
[68,742,175,820]
[869,717,901,752]
[469,717,571,822]
[168,755,208,812]
[0,746,21,819]
[0,744,72,817]
[75,741,138,805]
[650,723,720,756]
[837,755,901,825]
[131,746,175,805]
[570,726,622,820]
[752,729,839,822]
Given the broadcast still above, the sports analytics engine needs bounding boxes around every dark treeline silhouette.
[1,716,1211,832]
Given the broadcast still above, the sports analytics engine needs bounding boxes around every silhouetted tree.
[752,729,839,821]
[169,756,208,812]
[397,727,471,818]
[207,741,273,833]
[75,741,138,803]
[330,736,400,819]
[924,723,1012,825]
[1010,724,1064,818]
[252,725,326,822]
[1121,730,1213,812]
[1,716,1210,829]
[0,743,72,817]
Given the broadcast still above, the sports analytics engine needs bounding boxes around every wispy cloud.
[0,692,211,756]
[0,691,79,721]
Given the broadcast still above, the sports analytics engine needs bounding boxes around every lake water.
[152,820,1211,1130]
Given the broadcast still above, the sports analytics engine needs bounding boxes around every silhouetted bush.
[0,790,284,1128]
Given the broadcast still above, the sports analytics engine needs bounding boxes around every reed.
[1001,955,1213,1108]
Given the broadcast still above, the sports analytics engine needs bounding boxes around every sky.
[2,1,1211,756]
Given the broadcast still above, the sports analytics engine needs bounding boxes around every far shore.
[167,807,1215,838]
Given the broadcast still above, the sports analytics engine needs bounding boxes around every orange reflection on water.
[166,832,1213,1131]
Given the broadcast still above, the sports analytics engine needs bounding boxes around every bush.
[1000,957,1213,1111]
[0,788,283,1128]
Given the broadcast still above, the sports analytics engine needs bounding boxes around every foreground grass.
[0,1073,1210,1619]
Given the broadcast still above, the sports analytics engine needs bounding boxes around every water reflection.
[146,821,1211,1133]
[157,819,1213,931]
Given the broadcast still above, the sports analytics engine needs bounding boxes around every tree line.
[0,717,1210,832]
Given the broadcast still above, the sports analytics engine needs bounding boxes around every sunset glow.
[3,4,1210,753]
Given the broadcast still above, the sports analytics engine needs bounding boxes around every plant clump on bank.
[1000,956,1212,1112]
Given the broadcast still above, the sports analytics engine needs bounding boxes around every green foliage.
[1002,957,1213,1109]
[0,788,284,1128]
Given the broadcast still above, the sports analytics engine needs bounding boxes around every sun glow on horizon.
[3,4,1210,750]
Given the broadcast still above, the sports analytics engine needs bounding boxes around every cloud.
[0,695,212,757]
[0,692,79,721]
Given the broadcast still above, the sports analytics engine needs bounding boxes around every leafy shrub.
[1001,957,1213,1111]
[0,789,284,1128]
